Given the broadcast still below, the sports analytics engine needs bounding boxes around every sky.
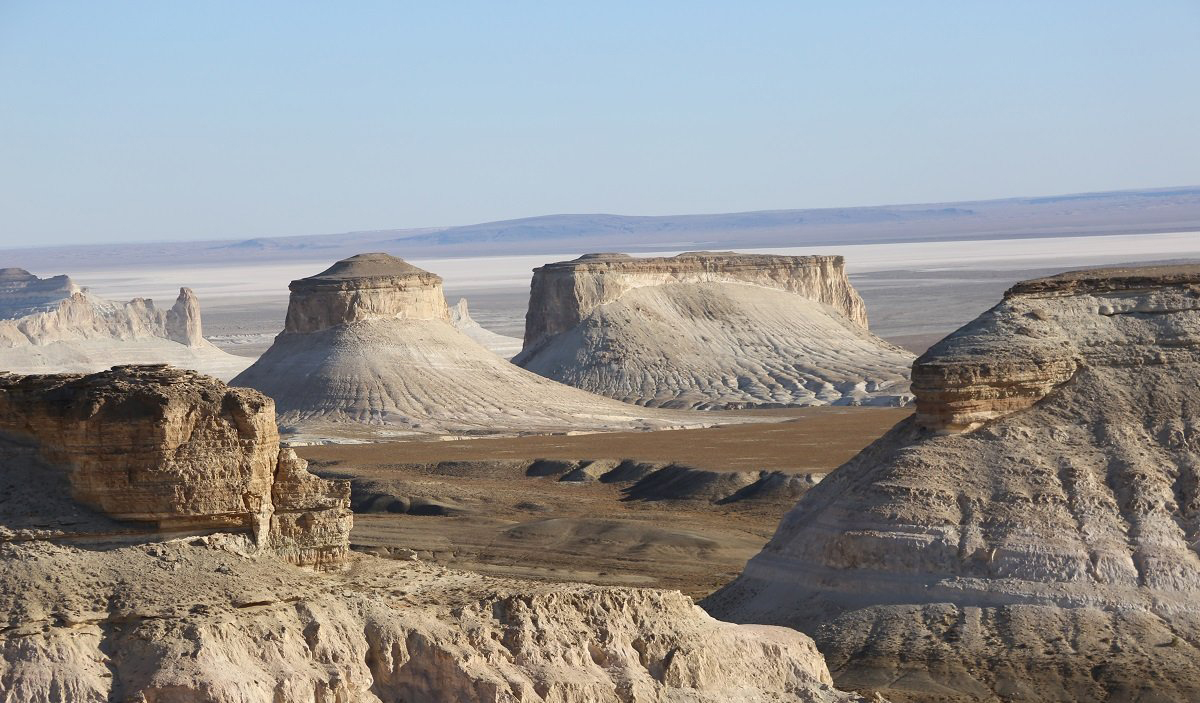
[1,1,1198,247]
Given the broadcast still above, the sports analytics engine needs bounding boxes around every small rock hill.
[0,268,250,379]
[705,264,1200,702]
[0,366,863,702]
[514,252,913,409]
[232,253,713,437]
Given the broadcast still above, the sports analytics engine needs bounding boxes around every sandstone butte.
[231,253,726,438]
[705,263,1200,702]
[513,252,914,409]
[0,365,865,703]
[0,267,251,380]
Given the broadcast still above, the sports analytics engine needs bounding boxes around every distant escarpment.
[233,253,715,438]
[0,268,249,380]
[515,252,913,409]
[706,264,1200,702]
[0,365,350,567]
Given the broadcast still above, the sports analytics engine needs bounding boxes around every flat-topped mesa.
[522,251,869,351]
[0,365,351,567]
[283,252,449,334]
[912,263,1200,433]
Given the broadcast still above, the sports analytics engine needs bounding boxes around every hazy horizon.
[3,1,1199,247]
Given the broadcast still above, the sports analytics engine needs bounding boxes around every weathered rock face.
[0,542,864,703]
[234,253,712,437]
[522,251,870,350]
[705,264,1200,702]
[0,365,350,567]
[515,252,913,409]
[284,252,450,334]
[0,268,251,379]
[912,264,1200,433]
[0,363,862,703]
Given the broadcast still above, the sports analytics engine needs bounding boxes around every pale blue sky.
[1,1,1198,246]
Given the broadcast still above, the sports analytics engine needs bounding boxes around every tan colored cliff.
[912,263,1200,433]
[0,364,862,703]
[522,252,870,351]
[0,543,862,703]
[0,365,350,567]
[706,263,1200,702]
[284,252,449,334]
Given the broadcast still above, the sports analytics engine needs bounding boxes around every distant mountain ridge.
[4,185,1199,270]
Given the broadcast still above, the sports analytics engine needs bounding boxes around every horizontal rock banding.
[515,251,913,409]
[706,263,1200,701]
[0,365,350,567]
[522,251,869,350]
[234,252,707,435]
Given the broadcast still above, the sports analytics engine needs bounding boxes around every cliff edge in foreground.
[0,365,863,702]
[706,264,1200,702]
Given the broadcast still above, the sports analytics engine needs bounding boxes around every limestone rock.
[0,365,350,567]
[514,252,913,409]
[705,264,1200,701]
[449,297,523,358]
[0,542,864,703]
[233,253,719,437]
[0,362,864,701]
[0,268,250,380]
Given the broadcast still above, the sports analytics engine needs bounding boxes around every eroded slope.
[515,252,913,409]
[233,253,727,437]
[705,264,1200,702]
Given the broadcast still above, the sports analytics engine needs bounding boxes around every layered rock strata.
[0,365,350,567]
[515,252,913,409]
[705,264,1200,701]
[233,253,713,436]
[0,268,250,379]
[0,541,862,702]
[0,363,863,702]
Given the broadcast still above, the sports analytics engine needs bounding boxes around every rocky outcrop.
[515,252,913,409]
[522,252,870,350]
[912,263,1200,433]
[0,268,251,379]
[448,297,523,358]
[233,253,718,437]
[0,541,862,703]
[0,365,350,567]
[705,264,1200,701]
[0,363,862,703]
[284,253,450,333]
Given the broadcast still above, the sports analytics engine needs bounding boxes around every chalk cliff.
[0,365,862,703]
[233,253,710,437]
[515,252,913,409]
[0,365,350,567]
[0,269,250,379]
[705,264,1200,701]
